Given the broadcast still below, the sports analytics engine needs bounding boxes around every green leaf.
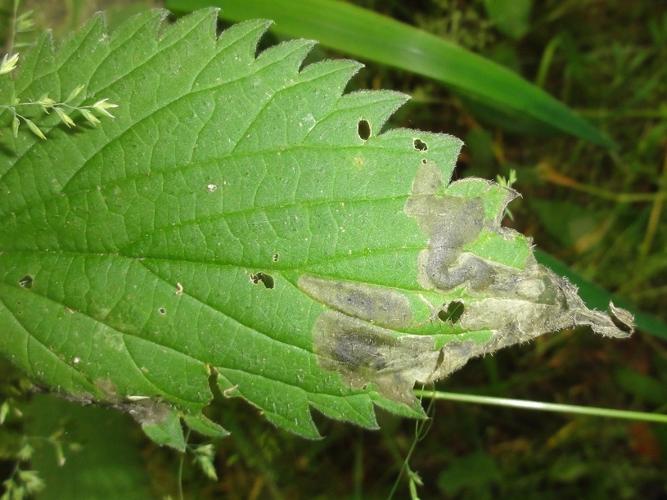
[141,407,186,452]
[615,368,667,406]
[0,9,631,439]
[183,414,230,439]
[166,0,612,148]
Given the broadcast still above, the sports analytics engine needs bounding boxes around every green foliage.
[141,409,186,453]
[22,395,152,500]
[483,0,532,40]
[1,3,666,498]
[191,443,218,481]
[0,7,632,447]
[437,451,500,498]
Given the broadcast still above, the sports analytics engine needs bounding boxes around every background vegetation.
[1,0,666,498]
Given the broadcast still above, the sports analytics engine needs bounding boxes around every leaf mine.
[302,160,633,407]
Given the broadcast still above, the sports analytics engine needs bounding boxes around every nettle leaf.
[0,9,633,444]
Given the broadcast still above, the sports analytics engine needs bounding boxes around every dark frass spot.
[158,307,167,315]
[608,303,634,334]
[413,138,428,151]
[438,301,464,324]
[250,272,274,289]
[357,119,371,140]
[18,275,33,289]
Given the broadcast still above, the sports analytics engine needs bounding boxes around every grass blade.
[416,390,667,425]
[167,0,613,147]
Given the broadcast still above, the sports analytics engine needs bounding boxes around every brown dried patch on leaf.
[307,162,632,407]
[405,164,633,378]
[312,310,439,405]
[405,161,633,345]
[405,163,496,291]
[298,274,412,328]
[432,266,634,379]
[311,309,491,405]
[51,381,178,430]
[123,398,175,426]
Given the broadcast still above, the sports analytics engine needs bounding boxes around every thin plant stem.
[7,0,20,54]
[353,434,364,500]
[386,426,419,500]
[639,147,667,257]
[387,386,435,500]
[415,390,667,425]
[535,35,561,88]
[537,162,666,203]
[632,284,667,300]
[177,429,192,500]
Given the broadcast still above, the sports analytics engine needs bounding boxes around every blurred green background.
[1,0,666,498]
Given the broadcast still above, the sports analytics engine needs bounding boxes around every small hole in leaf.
[215,19,226,38]
[421,158,427,165]
[272,253,279,262]
[413,138,428,151]
[357,119,371,140]
[158,307,167,315]
[18,275,33,289]
[438,301,464,323]
[250,272,274,289]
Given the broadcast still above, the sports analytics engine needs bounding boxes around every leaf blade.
[0,9,630,440]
